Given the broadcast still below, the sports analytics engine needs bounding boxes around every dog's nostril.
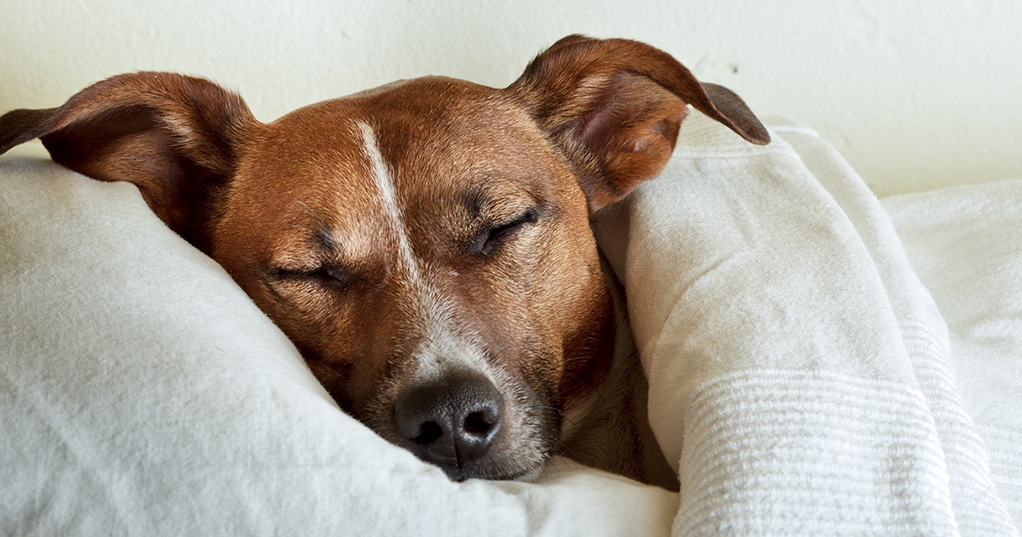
[413,421,443,444]
[463,411,494,435]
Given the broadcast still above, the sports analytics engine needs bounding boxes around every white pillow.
[0,147,677,536]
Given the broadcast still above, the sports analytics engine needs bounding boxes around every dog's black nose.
[393,371,503,478]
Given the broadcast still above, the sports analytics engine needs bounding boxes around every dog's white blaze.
[355,121,421,281]
[355,122,546,471]
[355,121,489,381]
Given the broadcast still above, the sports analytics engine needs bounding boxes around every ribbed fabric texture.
[885,177,1022,527]
[676,370,953,537]
[596,114,1019,536]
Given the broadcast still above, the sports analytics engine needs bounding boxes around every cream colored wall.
[2,0,1020,196]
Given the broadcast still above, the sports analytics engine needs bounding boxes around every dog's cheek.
[485,246,563,396]
[528,211,609,374]
[246,282,402,415]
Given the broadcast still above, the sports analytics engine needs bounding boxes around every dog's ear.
[0,72,255,248]
[509,35,770,212]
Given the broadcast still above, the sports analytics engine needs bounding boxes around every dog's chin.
[439,458,547,483]
[391,425,556,483]
[496,462,551,484]
[366,407,558,483]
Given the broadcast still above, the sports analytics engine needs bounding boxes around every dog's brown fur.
[0,36,767,488]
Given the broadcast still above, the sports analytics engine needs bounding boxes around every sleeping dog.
[0,35,768,489]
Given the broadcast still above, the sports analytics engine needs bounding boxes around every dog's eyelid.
[463,177,546,218]
[473,206,541,256]
[269,263,356,289]
[314,265,356,288]
[502,206,540,228]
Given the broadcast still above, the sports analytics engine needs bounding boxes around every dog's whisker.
[536,454,572,484]
[296,200,328,227]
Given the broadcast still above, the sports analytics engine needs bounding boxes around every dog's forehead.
[356,80,562,201]
[224,76,578,266]
[254,76,566,210]
[349,76,547,164]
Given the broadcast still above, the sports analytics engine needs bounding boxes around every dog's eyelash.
[476,208,539,256]
[271,265,355,289]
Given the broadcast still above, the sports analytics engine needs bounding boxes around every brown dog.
[0,35,768,489]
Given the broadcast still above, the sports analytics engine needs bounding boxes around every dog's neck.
[558,262,680,491]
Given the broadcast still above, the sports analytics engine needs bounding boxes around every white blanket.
[2,113,1020,535]
[883,179,1022,525]
[595,115,1020,536]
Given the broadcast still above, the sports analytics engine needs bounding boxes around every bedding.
[2,114,1020,536]
[883,179,1022,524]
[595,115,1021,536]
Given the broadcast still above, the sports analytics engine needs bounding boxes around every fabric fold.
[883,178,1022,526]
[595,114,1018,536]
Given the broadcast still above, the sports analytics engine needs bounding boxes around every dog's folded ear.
[0,73,255,249]
[509,35,770,212]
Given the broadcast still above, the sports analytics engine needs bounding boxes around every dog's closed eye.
[271,265,356,290]
[472,208,539,257]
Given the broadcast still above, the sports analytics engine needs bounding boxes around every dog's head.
[0,36,768,481]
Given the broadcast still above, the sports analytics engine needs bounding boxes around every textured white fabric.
[884,180,1022,524]
[0,151,679,536]
[595,115,1019,536]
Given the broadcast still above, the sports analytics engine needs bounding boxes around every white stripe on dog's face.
[355,120,491,383]
[355,121,420,281]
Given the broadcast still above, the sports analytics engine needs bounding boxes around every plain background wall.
[2,0,1019,196]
